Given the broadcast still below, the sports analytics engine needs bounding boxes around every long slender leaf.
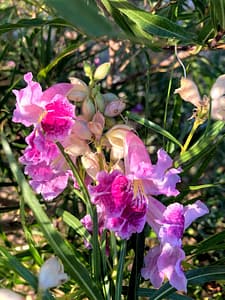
[44,0,115,37]
[108,0,195,42]
[115,240,127,300]
[1,133,104,300]
[38,41,84,79]
[0,246,38,289]
[0,18,73,34]
[57,208,91,244]
[126,111,183,148]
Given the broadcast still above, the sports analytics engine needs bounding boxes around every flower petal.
[184,200,209,229]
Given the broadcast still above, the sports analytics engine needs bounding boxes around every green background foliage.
[1,0,225,299]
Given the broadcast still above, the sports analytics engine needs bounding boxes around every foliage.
[1,1,225,300]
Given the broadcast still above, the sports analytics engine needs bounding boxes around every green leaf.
[115,240,127,300]
[38,41,84,79]
[192,230,225,255]
[0,246,38,289]
[125,111,183,149]
[44,0,115,37]
[137,288,193,299]
[1,133,104,300]
[57,209,91,244]
[108,0,195,42]
[176,120,225,168]
[0,18,73,34]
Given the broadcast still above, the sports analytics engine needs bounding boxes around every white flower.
[38,256,69,291]
[0,288,24,300]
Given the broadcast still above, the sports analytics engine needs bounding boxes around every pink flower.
[141,244,187,291]
[25,162,69,200]
[124,132,181,197]
[147,198,209,245]
[142,198,209,291]
[12,72,74,128]
[40,93,75,141]
[12,72,44,126]
[19,130,59,165]
[88,170,146,239]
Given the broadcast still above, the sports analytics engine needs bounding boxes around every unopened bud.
[67,77,88,102]
[82,98,95,120]
[105,125,133,160]
[94,62,110,81]
[102,92,118,103]
[81,152,100,179]
[104,99,126,117]
[95,92,105,112]
[83,62,93,80]
[88,111,105,140]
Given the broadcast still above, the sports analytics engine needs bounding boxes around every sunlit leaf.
[44,0,115,37]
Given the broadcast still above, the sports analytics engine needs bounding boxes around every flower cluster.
[13,68,209,293]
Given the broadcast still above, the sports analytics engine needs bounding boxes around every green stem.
[56,142,92,214]
[181,120,201,154]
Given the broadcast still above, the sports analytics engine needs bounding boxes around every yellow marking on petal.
[133,179,146,198]
[38,110,47,123]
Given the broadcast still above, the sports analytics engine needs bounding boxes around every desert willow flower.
[210,74,225,120]
[174,77,210,153]
[38,256,69,293]
[0,288,24,300]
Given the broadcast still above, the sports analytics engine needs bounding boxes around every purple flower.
[25,162,69,200]
[88,170,146,239]
[142,198,209,291]
[141,243,187,291]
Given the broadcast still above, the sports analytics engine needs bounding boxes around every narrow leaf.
[44,0,115,37]
[126,111,183,148]
[0,18,73,34]
[109,0,195,42]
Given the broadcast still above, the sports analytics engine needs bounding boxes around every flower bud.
[67,77,88,102]
[65,132,91,157]
[88,111,105,140]
[38,256,69,291]
[0,289,24,300]
[104,99,126,117]
[94,62,110,81]
[82,98,95,121]
[95,92,105,112]
[81,152,100,179]
[102,92,118,103]
[106,125,133,160]
[83,61,93,80]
